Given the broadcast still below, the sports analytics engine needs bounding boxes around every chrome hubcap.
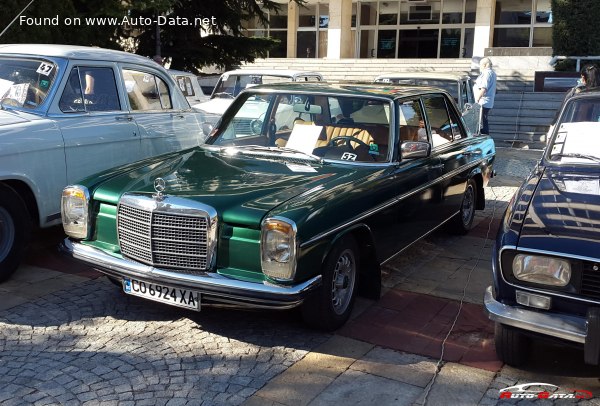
[0,207,15,262]
[461,185,475,225]
[331,249,356,315]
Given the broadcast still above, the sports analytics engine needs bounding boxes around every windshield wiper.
[239,145,324,164]
[551,152,600,163]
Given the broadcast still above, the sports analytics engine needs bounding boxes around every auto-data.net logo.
[499,383,593,400]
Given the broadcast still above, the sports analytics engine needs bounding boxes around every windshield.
[212,74,295,99]
[375,78,457,99]
[210,92,392,164]
[0,57,58,109]
[547,96,600,165]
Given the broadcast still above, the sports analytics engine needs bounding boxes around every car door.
[53,64,142,184]
[379,98,445,261]
[460,77,481,136]
[422,93,481,222]
[122,67,201,158]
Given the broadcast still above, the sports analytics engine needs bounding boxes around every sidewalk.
[4,147,600,405]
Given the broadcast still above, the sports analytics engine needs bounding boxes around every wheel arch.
[0,179,39,227]
[469,168,485,210]
[328,223,381,300]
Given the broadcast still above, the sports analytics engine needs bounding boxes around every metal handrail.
[550,56,600,72]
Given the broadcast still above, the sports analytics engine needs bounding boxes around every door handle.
[116,116,133,121]
[432,164,444,170]
[171,113,185,119]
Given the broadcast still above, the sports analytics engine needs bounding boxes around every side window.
[461,82,469,108]
[123,69,172,111]
[398,99,427,143]
[176,76,195,97]
[59,67,120,113]
[422,94,453,148]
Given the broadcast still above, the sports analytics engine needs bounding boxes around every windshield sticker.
[369,143,379,155]
[286,163,317,173]
[143,74,151,83]
[341,152,357,161]
[39,79,50,89]
[0,78,14,98]
[36,62,54,76]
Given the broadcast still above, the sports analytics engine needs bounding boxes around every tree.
[123,0,286,72]
[552,0,600,58]
[0,0,123,49]
[0,0,293,73]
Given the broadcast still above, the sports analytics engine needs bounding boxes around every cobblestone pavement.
[2,147,600,406]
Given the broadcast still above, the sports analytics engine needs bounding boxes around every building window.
[493,0,552,47]
[241,4,288,58]
[297,3,328,58]
[355,0,475,59]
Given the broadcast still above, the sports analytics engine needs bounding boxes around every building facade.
[242,0,552,60]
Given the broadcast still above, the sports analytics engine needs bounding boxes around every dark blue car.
[485,89,600,366]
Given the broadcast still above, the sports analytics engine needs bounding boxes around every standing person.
[475,57,497,135]
[564,64,600,100]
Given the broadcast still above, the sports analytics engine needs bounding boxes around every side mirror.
[462,103,473,115]
[401,141,430,159]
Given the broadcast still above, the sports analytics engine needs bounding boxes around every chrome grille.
[117,198,214,272]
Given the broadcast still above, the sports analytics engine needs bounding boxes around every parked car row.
[0,44,208,281]
[1,44,495,330]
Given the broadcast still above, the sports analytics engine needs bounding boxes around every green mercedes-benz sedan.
[61,83,495,330]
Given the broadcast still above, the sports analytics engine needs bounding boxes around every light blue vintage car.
[0,44,207,281]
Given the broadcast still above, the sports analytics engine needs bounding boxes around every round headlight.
[61,185,90,239]
[513,254,571,287]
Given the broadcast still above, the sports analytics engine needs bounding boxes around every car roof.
[240,82,449,100]
[168,69,197,77]
[0,44,155,65]
[375,71,471,81]
[221,69,323,78]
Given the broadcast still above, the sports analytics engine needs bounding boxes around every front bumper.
[61,238,321,310]
[484,286,586,344]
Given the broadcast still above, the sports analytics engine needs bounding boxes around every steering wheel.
[328,135,370,150]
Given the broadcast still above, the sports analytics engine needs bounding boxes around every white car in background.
[374,72,481,136]
[192,69,324,126]
[0,44,207,281]
[168,69,210,106]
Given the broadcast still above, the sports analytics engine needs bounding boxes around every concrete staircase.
[240,58,564,149]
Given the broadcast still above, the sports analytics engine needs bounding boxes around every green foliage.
[0,0,123,49]
[552,0,600,60]
[0,0,300,71]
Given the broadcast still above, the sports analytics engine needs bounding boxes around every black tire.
[301,235,359,331]
[0,185,32,283]
[451,178,477,234]
[495,323,530,366]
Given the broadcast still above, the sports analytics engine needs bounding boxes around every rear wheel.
[494,323,530,366]
[302,236,359,331]
[0,185,32,282]
[451,178,477,234]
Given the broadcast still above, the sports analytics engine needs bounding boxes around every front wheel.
[451,178,477,234]
[0,185,32,282]
[494,323,530,366]
[301,236,359,331]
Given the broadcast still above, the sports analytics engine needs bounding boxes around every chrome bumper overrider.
[484,286,587,344]
[61,238,321,309]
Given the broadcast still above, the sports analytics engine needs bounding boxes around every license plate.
[122,278,200,311]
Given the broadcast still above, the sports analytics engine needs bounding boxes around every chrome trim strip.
[499,245,600,305]
[61,239,321,309]
[484,286,586,344]
[381,212,458,265]
[301,157,487,248]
